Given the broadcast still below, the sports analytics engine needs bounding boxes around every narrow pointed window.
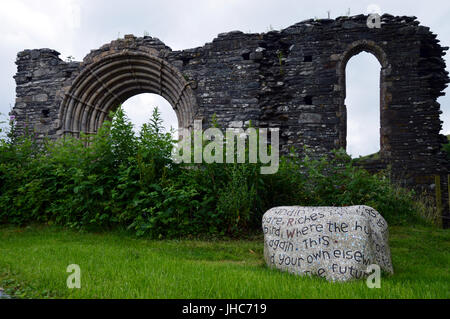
[345,52,381,158]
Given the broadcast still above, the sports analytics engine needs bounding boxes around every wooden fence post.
[435,175,442,217]
[447,174,450,214]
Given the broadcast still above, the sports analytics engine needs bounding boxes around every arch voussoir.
[59,51,197,137]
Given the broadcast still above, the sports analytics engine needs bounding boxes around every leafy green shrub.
[264,148,422,225]
[0,106,432,238]
[216,163,259,234]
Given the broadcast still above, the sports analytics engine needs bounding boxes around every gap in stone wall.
[345,52,381,158]
[121,93,179,138]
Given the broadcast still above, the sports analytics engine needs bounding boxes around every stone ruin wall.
[11,14,450,227]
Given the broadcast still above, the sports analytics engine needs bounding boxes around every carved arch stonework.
[57,51,197,137]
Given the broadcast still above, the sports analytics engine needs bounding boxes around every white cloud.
[0,1,55,40]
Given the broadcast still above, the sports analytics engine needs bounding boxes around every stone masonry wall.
[10,14,450,227]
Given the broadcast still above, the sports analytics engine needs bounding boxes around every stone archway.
[57,51,197,137]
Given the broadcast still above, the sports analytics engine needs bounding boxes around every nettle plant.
[0,106,433,238]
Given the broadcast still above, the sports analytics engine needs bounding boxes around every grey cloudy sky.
[0,0,449,157]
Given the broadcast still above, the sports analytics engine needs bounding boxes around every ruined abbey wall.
[11,14,450,227]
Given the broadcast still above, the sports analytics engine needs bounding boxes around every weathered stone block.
[262,206,394,282]
[298,113,322,124]
[33,94,48,102]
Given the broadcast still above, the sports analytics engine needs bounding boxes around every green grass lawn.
[0,224,448,299]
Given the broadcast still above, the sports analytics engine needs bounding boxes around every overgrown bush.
[0,108,434,238]
[265,149,425,225]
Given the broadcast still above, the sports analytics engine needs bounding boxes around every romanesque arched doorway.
[58,51,196,137]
